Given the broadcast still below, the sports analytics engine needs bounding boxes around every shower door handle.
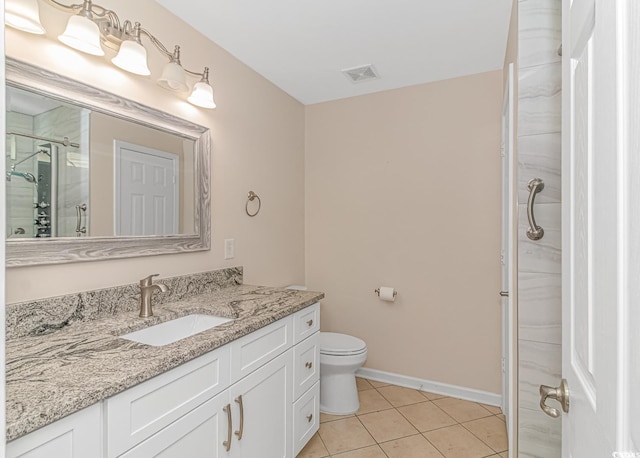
[75,204,87,236]
[526,178,545,240]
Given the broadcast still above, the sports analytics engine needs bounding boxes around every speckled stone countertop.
[6,284,323,441]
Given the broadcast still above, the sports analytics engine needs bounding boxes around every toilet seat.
[320,332,367,356]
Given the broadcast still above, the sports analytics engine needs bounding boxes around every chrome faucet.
[139,274,169,318]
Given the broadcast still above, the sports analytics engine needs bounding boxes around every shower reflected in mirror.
[6,86,89,239]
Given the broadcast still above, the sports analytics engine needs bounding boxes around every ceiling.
[155,0,513,105]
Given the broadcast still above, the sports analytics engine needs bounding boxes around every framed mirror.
[5,58,211,267]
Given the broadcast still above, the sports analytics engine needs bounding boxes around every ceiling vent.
[342,64,380,83]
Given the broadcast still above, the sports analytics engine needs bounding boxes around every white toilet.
[319,332,368,415]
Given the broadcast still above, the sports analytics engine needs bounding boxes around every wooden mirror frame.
[5,58,211,267]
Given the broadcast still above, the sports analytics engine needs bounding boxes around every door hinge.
[501,358,506,373]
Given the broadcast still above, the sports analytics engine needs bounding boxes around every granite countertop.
[6,284,324,441]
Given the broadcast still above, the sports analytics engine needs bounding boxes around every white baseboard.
[356,367,502,407]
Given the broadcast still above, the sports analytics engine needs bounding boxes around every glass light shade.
[112,40,151,76]
[58,15,104,56]
[5,0,45,34]
[188,82,216,109]
[157,62,189,92]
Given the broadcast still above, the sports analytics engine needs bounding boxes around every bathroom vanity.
[5,275,322,458]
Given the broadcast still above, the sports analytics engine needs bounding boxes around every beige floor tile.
[318,417,375,455]
[433,397,494,423]
[331,445,387,457]
[367,379,390,388]
[358,408,418,442]
[424,425,495,458]
[397,401,457,432]
[496,414,506,422]
[356,388,393,414]
[380,434,445,458]
[480,404,503,415]
[377,385,428,407]
[463,416,509,452]
[421,391,449,401]
[356,377,374,391]
[296,432,329,458]
[499,452,509,457]
[320,412,354,423]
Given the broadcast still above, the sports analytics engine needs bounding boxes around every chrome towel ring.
[246,191,261,217]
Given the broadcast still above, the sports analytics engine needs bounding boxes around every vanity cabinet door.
[228,349,293,458]
[119,389,231,458]
[107,345,230,457]
[6,404,101,458]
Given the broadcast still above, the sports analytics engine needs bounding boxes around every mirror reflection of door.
[114,141,179,236]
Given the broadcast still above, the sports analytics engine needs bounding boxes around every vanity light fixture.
[111,22,151,75]
[5,0,216,109]
[5,0,45,35]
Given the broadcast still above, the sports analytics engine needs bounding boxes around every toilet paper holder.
[374,288,397,298]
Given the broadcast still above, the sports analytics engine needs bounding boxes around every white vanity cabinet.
[6,404,102,458]
[6,302,321,458]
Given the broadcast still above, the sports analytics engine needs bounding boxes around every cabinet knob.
[305,361,313,369]
[306,414,313,422]
[306,319,313,327]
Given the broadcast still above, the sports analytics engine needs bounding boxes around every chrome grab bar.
[75,203,87,236]
[526,178,545,240]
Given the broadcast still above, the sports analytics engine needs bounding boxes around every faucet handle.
[140,274,160,287]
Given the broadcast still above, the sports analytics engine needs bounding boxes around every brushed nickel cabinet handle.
[305,361,313,369]
[223,404,232,451]
[234,395,244,440]
[539,379,569,418]
[526,178,545,240]
[306,414,313,422]
[306,319,313,326]
[75,203,87,236]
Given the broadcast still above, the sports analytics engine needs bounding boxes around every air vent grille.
[342,64,380,83]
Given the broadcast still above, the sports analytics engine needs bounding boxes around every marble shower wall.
[516,0,562,456]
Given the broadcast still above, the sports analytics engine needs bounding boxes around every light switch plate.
[224,239,235,259]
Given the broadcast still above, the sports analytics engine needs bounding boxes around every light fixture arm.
[137,27,207,80]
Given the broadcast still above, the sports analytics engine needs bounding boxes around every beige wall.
[5,0,306,303]
[305,71,504,393]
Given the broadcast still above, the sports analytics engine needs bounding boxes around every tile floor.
[298,378,508,458]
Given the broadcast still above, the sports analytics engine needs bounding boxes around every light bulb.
[5,0,45,34]
[112,40,151,76]
[58,15,104,56]
[188,81,216,109]
[158,62,189,92]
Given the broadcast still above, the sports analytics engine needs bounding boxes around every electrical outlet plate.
[224,239,235,259]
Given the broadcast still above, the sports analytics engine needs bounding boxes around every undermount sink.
[120,314,234,347]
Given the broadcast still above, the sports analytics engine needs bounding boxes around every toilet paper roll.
[378,286,396,302]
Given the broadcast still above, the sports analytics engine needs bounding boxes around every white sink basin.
[120,314,234,347]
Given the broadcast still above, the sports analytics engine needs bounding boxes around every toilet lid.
[320,332,367,355]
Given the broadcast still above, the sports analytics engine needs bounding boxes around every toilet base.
[319,371,360,415]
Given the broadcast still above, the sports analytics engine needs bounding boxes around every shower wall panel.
[516,0,562,456]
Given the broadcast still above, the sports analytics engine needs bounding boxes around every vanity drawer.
[106,346,230,458]
[230,315,293,383]
[293,302,320,344]
[292,381,320,457]
[293,332,320,400]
